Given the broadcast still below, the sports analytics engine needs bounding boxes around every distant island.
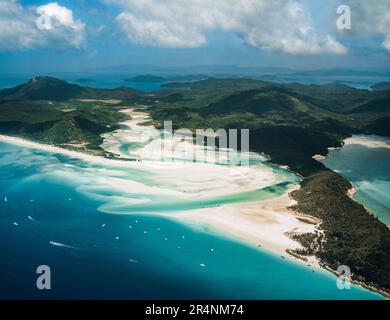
[124,74,166,83]
[75,78,95,84]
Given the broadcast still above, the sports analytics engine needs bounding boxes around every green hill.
[0,77,147,153]
[0,77,84,101]
[0,76,143,101]
[0,99,127,154]
[0,76,389,293]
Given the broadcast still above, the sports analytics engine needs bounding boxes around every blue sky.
[0,0,389,73]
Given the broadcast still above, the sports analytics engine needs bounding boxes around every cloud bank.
[109,0,347,55]
[1,0,388,54]
[0,0,85,50]
[347,0,390,52]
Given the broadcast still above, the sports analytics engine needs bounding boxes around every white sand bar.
[0,108,317,256]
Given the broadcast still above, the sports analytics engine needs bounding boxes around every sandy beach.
[312,154,326,161]
[344,135,390,149]
[0,134,145,169]
[0,134,111,163]
[99,108,317,255]
[174,185,317,255]
[0,108,317,259]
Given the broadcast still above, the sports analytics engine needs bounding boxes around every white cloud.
[0,0,40,49]
[340,0,390,52]
[36,2,85,48]
[109,0,347,55]
[323,35,348,55]
[382,35,390,52]
[0,0,85,50]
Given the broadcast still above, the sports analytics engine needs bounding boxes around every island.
[124,74,167,83]
[0,76,389,297]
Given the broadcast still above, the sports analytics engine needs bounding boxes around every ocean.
[0,139,383,299]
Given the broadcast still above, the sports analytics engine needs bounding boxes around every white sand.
[0,134,135,168]
[0,108,317,257]
[344,135,390,149]
[101,109,277,197]
[100,108,317,255]
[312,154,326,161]
[174,184,316,254]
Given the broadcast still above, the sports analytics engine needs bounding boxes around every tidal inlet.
[0,0,390,303]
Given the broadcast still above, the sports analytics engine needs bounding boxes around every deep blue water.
[0,142,383,299]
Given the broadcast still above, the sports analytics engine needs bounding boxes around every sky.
[0,0,389,73]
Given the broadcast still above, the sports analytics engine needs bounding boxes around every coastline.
[344,135,390,149]
[305,136,390,298]
[99,108,318,256]
[0,131,316,260]
[1,129,387,297]
[0,134,102,161]
[317,134,390,226]
[320,263,390,299]
[173,183,317,256]
[347,186,357,199]
[0,134,142,168]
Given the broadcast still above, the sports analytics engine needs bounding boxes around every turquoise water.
[0,141,383,299]
[322,135,390,225]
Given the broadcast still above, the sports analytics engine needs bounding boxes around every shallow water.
[321,135,390,225]
[0,130,384,300]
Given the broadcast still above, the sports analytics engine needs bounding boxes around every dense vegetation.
[0,76,155,153]
[0,99,128,154]
[149,78,390,175]
[1,76,389,294]
[291,171,390,293]
[147,78,390,293]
